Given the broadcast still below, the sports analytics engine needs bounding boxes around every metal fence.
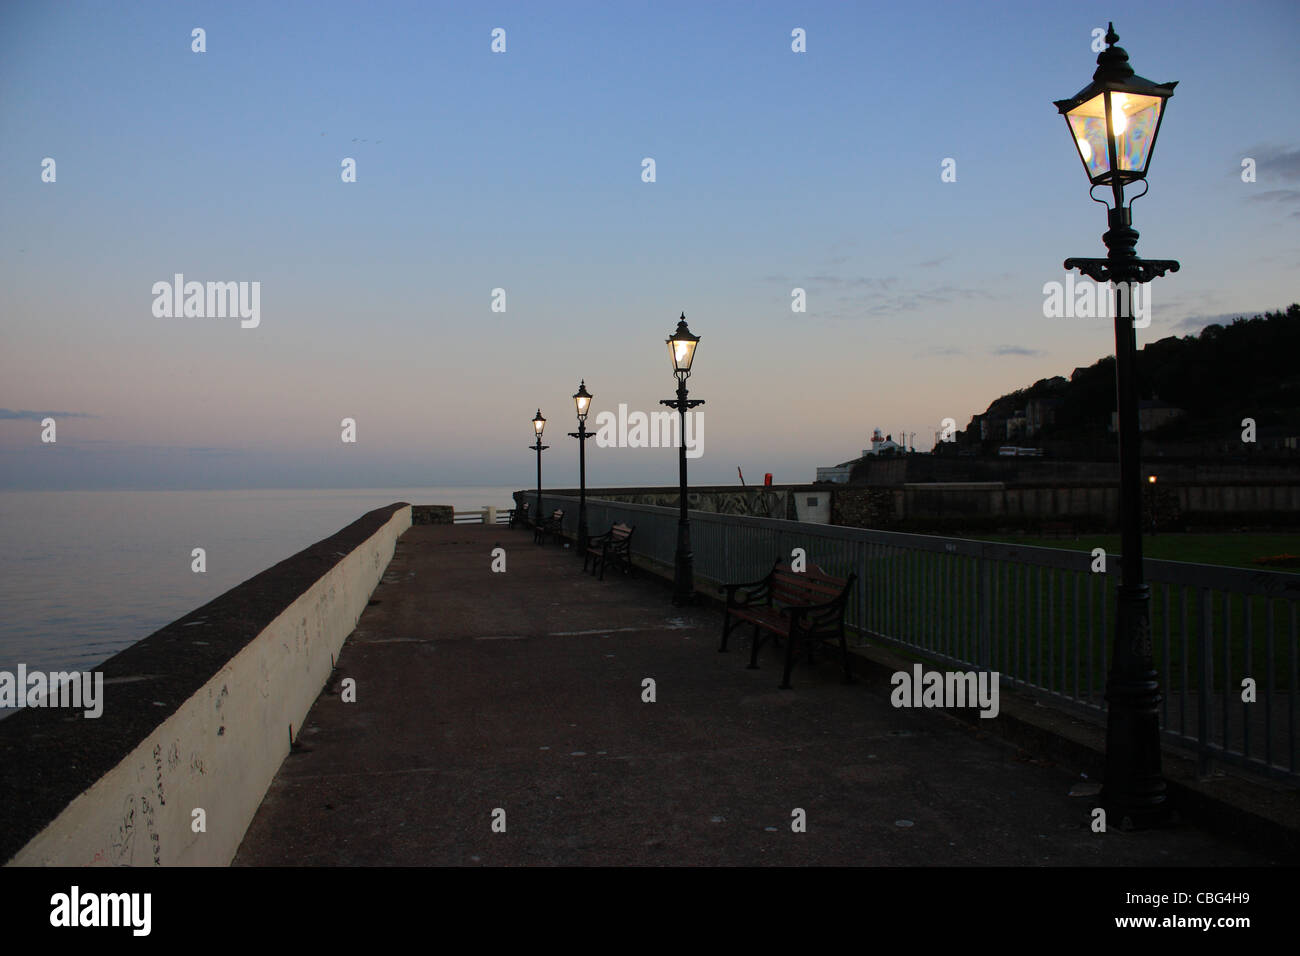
[453,508,512,525]
[526,492,1300,785]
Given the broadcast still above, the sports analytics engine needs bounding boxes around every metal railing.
[453,508,513,525]
[527,492,1300,785]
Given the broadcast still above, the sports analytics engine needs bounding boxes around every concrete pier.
[234,525,1273,866]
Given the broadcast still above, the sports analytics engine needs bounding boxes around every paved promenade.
[234,524,1272,866]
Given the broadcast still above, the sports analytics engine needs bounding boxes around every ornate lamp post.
[1055,23,1178,827]
[568,381,596,553]
[530,410,548,530]
[660,314,704,606]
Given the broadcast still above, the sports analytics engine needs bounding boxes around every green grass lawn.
[967,533,1300,572]
[850,533,1299,699]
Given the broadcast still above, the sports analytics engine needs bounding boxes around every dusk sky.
[2,0,1297,491]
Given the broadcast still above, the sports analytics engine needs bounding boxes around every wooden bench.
[719,560,857,689]
[583,523,635,580]
[533,509,565,545]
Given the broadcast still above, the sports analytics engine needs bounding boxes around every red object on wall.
[764,473,772,487]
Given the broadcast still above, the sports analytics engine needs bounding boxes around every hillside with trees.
[955,303,1300,458]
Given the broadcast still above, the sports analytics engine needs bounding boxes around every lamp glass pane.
[1113,92,1163,173]
[575,394,591,416]
[669,338,697,372]
[1067,91,1164,181]
[1066,95,1112,181]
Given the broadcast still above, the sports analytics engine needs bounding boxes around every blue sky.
[1,0,1297,490]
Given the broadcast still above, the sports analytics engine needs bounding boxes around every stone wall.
[411,504,455,525]
[546,485,799,519]
[831,487,900,528]
[832,482,1299,532]
[526,481,1300,534]
[851,456,1300,487]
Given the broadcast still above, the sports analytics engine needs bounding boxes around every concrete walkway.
[233,525,1273,866]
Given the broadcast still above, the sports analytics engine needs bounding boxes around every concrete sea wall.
[532,484,832,522]
[0,503,412,866]
[525,480,1300,533]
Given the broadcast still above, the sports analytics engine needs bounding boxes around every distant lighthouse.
[865,428,901,457]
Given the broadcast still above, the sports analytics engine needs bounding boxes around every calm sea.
[0,487,519,676]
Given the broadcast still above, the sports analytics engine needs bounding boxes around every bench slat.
[772,579,842,600]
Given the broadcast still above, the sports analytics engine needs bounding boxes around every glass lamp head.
[573,381,592,422]
[667,313,700,378]
[1053,24,1176,189]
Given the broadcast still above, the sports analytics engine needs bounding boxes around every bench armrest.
[723,558,784,606]
[723,579,771,607]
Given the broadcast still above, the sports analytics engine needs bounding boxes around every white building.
[815,428,903,482]
[864,428,903,456]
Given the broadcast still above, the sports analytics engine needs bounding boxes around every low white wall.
[8,505,412,866]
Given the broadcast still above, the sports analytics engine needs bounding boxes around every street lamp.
[568,380,596,553]
[660,313,704,605]
[1055,23,1178,827]
[530,409,548,531]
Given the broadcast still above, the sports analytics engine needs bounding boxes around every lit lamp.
[1056,23,1178,827]
[573,381,593,419]
[530,410,548,531]
[660,314,704,605]
[1059,82,1174,203]
[568,381,596,553]
[668,319,699,377]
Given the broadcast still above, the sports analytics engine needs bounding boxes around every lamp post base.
[1100,584,1172,830]
[1100,715,1174,830]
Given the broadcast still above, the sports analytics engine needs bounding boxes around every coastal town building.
[816,429,904,483]
[1108,398,1186,433]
